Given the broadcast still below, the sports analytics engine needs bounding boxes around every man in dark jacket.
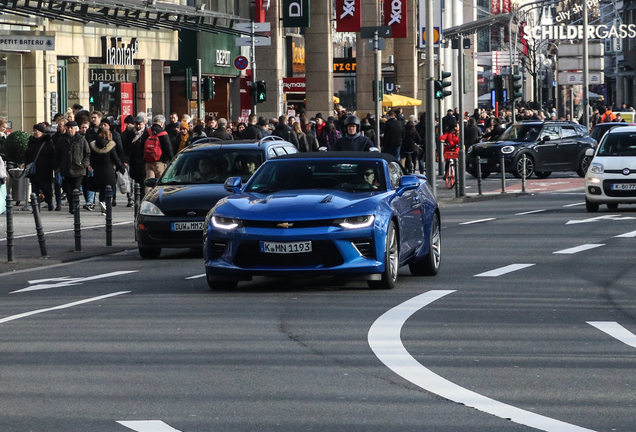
[54,121,91,214]
[138,114,174,190]
[257,116,270,137]
[442,109,457,133]
[272,114,299,148]
[331,116,373,151]
[209,118,233,140]
[463,118,483,150]
[382,110,405,159]
[240,114,263,140]
[85,110,103,144]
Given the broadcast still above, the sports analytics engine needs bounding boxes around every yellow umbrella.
[333,95,340,103]
[381,93,422,107]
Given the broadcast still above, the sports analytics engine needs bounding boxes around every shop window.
[89,82,121,120]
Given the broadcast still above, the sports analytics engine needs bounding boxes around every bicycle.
[444,157,457,189]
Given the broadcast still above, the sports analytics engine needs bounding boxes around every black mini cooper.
[467,121,596,179]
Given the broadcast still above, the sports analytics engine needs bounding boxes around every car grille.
[603,179,636,197]
[351,238,375,260]
[605,169,636,175]
[233,240,344,268]
[208,240,228,260]
[242,219,334,229]
[470,146,501,159]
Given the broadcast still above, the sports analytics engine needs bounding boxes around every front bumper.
[585,175,636,203]
[136,215,205,249]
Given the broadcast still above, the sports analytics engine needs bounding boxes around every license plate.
[172,221,205,231]
[260,241,312,254]
[611,183,636,190]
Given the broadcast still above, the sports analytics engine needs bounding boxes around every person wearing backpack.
[272,114,299,148]
[139,114,174,191]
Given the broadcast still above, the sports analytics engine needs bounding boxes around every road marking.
[185,274,206,280]
[588,322,636,349]
[368,290,596,432]
[459,217,496,225]
[474,263,535,277]
[0,291,130,325]
[566,215,622,225]
[616,230,636,238]
[11,271,138,293]
[0,221,133,242]
[516,209,546,215]
[117,420,183,432]
[553,244,604,255]
[563,202,585,207]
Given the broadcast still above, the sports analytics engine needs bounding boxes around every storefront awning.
[382,94,422,108]
[0,0,254,35]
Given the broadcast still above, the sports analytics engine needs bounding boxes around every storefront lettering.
[216,50,231,67]
[340,0,355,18]
[523,23,636,40]
[101,36,138,66]
[388,0,402,26]
[89,69,138,83]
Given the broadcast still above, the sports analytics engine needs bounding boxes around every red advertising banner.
[282,77,306,93]
[336,0,361,32]
[384,0,407,38]
[501,0,510,14]
[254,0,266,23]
[491,0,500,15]
[120,82,134,132]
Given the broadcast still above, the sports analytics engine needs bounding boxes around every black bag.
[25,162,36,179]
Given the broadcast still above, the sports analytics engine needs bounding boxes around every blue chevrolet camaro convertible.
[203,152,441,290]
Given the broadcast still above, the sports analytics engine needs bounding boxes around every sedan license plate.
[260,241,312,254]
[172,221,205,231]
[611,183,636,191]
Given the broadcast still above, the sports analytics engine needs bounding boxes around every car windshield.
[245,160,387,193]
[590,123,629,142]
[499,124,542,142]
[597,133,636,156]
[160,149,264,184]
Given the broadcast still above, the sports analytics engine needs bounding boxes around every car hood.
[593,156,636,170]
[214,190,387,220]
[474,140,527,149]
[146,184,230,214]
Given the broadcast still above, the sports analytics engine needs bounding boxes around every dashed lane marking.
[563,202,585,207]
[553,244,604,255]
[588,322,636,349]
[516,209,546,215]
[474,263,535,277]
[459,217,496,225]
[368,290,597,432]
[117,420,182,432]
[185,274,206,280]
[616,230,636,238]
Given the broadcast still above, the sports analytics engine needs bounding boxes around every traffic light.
[509,74,522,102]
[494,75,504,103]
[202,77,215,100]
[255,80,266,103]
[178,68,193,100]
[434,80,443,99]
[440,71,452,99]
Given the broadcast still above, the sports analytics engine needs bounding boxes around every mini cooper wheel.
[577,155,593,177]
[409,213,441,276]
[368,221,399,290]
[138,247,161,259]
[513,154,534,179]
[534,171,552,179]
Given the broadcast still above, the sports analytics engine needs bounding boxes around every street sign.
[361,26,392,39]
[369,38,385,51]
[557,72,604,85]
[234,55,249,70]
[558,57,604,71]
[235,37,271,47]
[559,42,604,57]
[234,22,271,32]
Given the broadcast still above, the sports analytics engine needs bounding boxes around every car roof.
[181,136,296,152]
[605,125,636,134]
[517,120,581,126]
[276,151,399,163]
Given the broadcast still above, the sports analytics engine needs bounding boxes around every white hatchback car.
[585,125,636,212]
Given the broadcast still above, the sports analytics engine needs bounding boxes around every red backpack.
[144,128,168,163]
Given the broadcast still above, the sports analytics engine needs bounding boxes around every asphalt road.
[0,182,635,432]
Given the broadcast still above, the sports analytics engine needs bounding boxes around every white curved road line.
[368,290,597,432]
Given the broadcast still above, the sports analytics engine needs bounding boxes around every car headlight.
[333,215,375,229]
[212,216,243,230]
[589,162,604,174]
[500,145,515,154]
[588,177,601,184]
[139,201,165,216]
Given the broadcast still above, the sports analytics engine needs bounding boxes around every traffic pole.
[6,193,14,262]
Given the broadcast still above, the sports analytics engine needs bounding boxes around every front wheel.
[368,221,399,290]
[445,162,456,189]
[512,154,534,179]
[535,171,552,179]
[577,155,593,177]
[586,198,599,213]
[207,274,238,290]
[409,213,441,276]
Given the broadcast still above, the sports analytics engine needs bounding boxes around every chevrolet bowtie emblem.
[277,222,294,228]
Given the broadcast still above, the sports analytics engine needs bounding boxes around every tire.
[512,154,534,179]
[368,221,399,290]
[409,213,441,276]
[138,247,161,259]
[577,155,593,177]
[445,163,456,189]
[534,171,552,179]
[607,203,619,210]
[585,198,599,213]
[207,274,238,290]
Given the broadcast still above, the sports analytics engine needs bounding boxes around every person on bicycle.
[439,124,460,179]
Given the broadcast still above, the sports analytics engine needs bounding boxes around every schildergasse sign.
[523,0,635,40]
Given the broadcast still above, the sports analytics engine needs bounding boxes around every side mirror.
[398,175,419,191]
[144,178,158,188]
[224,176,242,194]
[542,136,551,142]
[369,146,381,152]
[585,148,595,157]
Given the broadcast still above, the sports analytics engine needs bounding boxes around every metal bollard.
[6,193,14,262]
[30,193,48,258]
[476,157,483,196]
[73,189,81,252]
[500,155,506,194]
[521,154,527,193]
[105,185,113,246]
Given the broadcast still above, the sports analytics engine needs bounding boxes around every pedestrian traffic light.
[494,75,504,103]
[202,77,215,100]
[440,71,452,99]
[255,80,266,103]
[178,68,193,100]
[509,73,522,102]
[434,80,443,99]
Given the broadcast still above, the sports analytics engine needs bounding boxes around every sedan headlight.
[212,216,243,230]
[500,145,515,154]
[334,215,375,229]
[139,201,165,216]
[589,162,604,174]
